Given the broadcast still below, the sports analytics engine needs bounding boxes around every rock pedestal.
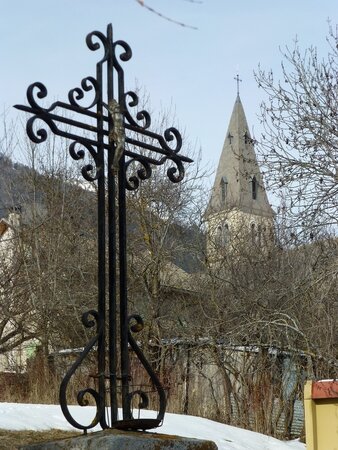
[20,429,218,450]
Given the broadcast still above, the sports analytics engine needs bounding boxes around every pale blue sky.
[1,0,337,199]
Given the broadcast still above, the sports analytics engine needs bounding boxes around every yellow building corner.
[304,380,338,450]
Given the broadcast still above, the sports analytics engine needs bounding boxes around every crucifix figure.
[15,24,192,433]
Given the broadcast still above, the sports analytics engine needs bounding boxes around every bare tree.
[254,25,338,236]
[187,217,338,437]
[0,124,98,364]
[126,106,208,372]
[0,213,37,367]
[1,99,208,370]
[0,125,39,369]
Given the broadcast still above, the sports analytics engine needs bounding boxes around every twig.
[135,0,198,30]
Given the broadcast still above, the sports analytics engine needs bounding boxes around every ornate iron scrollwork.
[15,24,192,433]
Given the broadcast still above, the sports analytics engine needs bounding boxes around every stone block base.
[20,429,218,450]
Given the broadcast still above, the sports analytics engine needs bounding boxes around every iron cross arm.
[14,80,193,188]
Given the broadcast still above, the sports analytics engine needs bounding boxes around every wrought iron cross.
[15,24,192,433]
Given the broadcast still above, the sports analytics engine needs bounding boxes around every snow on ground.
[0,403,305,450]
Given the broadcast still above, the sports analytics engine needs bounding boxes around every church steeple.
[207,94,274,219]
[206,93,275,260]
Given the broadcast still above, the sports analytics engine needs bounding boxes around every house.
[0,210,37,372]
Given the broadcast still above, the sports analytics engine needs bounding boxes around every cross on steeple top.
[234,74,242,95]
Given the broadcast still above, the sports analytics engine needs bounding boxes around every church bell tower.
[205,87,275,260]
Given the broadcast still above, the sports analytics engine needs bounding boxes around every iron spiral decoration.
[59,310,107,431]
[14,24,192,432]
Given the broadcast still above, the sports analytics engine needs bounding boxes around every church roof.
[206,94,274,218]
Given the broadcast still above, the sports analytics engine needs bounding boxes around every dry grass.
[0,429,81,450]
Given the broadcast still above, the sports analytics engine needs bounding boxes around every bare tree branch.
[254,24,338,236]
[135,0,198,30]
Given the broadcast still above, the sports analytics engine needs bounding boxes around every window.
[220,176,228,203]
[250,223,255,244]
[223,223,229,244]
[257,224,262,246]
[228,132,233,144]
[214,223,229,246]
[216,226,222,246]
[244,131,250,144]
[251,176,257,200]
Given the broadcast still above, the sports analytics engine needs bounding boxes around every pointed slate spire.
[206,94,274,219]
